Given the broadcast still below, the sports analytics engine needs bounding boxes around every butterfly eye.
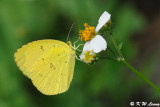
[67,41,72,46]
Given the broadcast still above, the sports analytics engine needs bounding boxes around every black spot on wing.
[39,74,43,77]
[50,63,56,70]
[50,63,53,68]
[41,58,44,62]
[40,46,44,51]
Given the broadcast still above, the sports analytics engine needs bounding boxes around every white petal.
[95,11,111,32]
[82,35,107,53]
[83,41,93,52]
[79,54,85,60]
[90,35,107,53]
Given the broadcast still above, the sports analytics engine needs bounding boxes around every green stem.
[110,35,160,93]
[122,60,160,93]
[100,56,117,61]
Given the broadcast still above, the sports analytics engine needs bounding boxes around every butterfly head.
[67,41,72,47]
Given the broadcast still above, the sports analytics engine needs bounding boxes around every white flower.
[81,11,111,53]
[79,50,97,64]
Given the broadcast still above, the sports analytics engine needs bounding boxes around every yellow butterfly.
[14,39,78,95]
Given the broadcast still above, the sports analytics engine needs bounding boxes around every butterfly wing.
[14,40,75,95]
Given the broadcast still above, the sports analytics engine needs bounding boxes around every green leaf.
[118,42,123,50]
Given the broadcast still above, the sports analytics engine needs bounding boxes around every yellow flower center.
[79,23,96,41]
[84,51,96,63]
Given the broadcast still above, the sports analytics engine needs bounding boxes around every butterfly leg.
[75,44,84,49]
[75,55,81,61]
[76,49,82,51]
[75,44,84,51]
[73,38,79,48]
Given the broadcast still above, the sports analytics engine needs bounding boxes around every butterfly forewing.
[14,39,75,95]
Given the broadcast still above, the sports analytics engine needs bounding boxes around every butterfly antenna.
[67,23,75,42]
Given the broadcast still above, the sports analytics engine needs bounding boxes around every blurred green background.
[0,0,160,107]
